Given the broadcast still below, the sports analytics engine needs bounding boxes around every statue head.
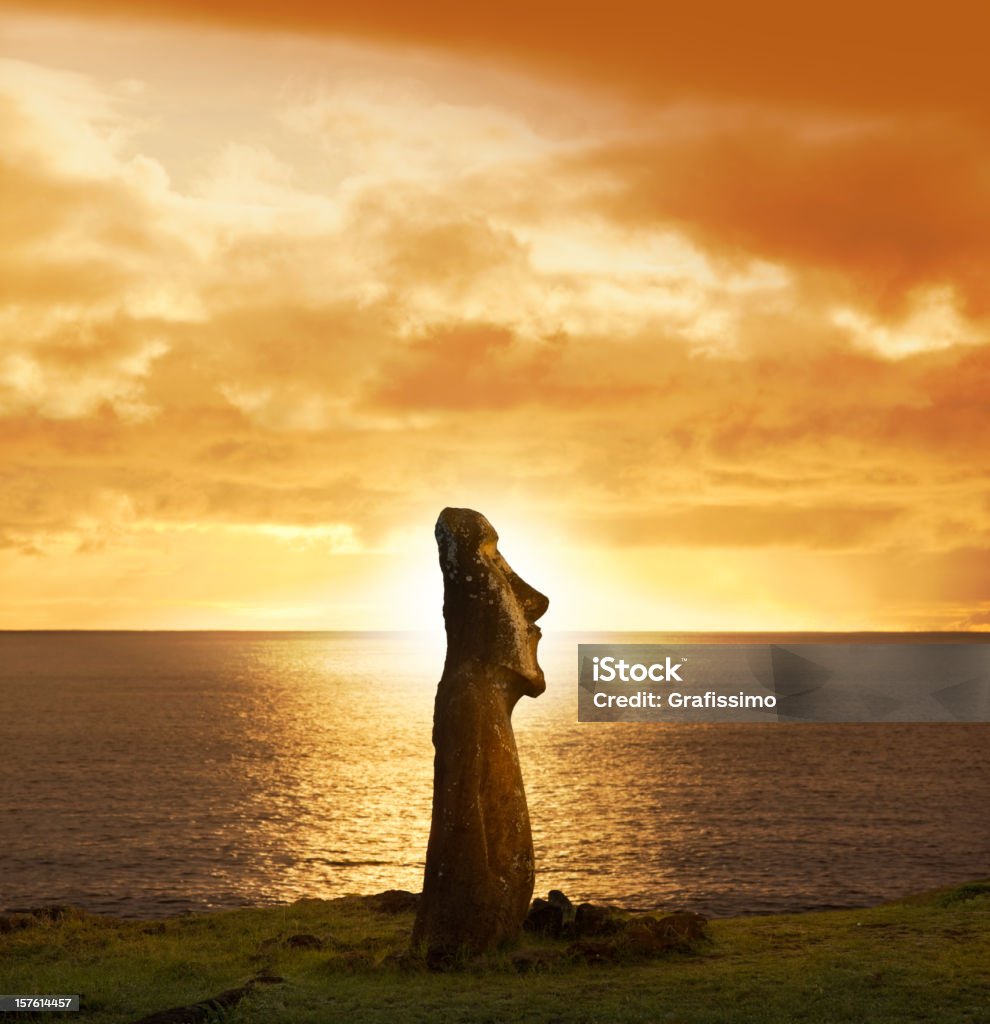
[435,507,549,698]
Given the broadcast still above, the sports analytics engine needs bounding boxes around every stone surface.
[548,889,576,926]
[412,507,549,961]
[649,911,709,945]
[524,890,576,938]
[566,911,710,963]
[574,902,623,937]
[523,898,563,938]
[128,975,283,1024]
[365,889,421,915]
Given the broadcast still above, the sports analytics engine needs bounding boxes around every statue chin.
[496,661,546,701]
[499,630,546,693]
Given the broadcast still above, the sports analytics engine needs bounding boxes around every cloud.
[369,324,565,410]
[575,504,906,550]
[0,20,988,628]
[10,1,989,121]
[574,116,990,315]
[279,78,552,185]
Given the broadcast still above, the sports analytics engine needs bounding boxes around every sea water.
[1,631,988,918]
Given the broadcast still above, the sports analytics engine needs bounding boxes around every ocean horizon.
[3,630,989,920]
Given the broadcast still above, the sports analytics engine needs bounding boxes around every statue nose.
[513,575,549,622]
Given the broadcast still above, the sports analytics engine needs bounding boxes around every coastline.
[3,879,983,923]
[3,881,988,1023]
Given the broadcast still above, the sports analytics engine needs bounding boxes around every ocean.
[1,631,988,918]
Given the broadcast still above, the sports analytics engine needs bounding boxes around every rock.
[649,911,709,945]
[510,950,553,973]
[380,949,428,971]
[326,950,375,972]
[413,508,549,963]
[0,914,32,934]
[524,891,575,937]
[524,898,563,937]
[614,912,710,957]
[7,904,74,922]
[566,939,618,965]
[562,911,710,963]
[366,890,420,915]
[621,922,674,956]
[548,890,575,927]
[128,976,283,1024]
[574,903,622,937]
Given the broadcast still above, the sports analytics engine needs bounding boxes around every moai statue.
[412,507,549,961]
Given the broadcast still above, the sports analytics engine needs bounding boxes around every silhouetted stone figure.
[413,507,549,961]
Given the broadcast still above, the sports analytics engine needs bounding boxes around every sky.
[1,3,988,631]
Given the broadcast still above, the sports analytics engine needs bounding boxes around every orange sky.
[1,4,988,631]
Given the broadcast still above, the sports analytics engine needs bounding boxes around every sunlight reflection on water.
[2,631,989,918]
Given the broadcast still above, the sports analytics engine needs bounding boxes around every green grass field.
[3,883,989,1023]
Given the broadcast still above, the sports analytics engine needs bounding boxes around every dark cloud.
[11,1,988,120]
[575,119,990,314]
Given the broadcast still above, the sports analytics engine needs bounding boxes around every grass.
[2,883,989,1023]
